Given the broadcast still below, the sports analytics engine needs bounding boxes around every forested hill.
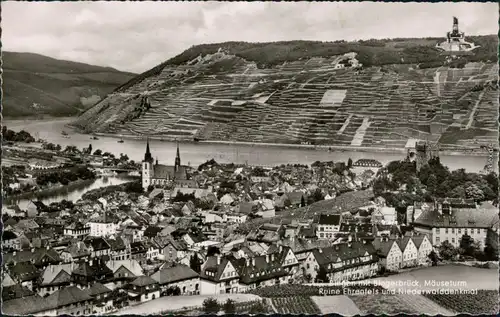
[2,52,136,118]
[115,36,497,93]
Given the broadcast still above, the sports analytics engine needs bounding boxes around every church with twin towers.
[141,139,193,191]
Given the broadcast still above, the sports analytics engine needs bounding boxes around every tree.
[223,299,236,314]
[190,254,202,273]
[438,240,458,260]
[315,266,328,283]
[465,183,484,201]
[427,250,440,266]
[459,234,479,257]
[448,186,466,198]
[202,298,220,314]
[300,195,306,207]
[426,174,438,194]
[347,158,353,169]
[93,149,102,156]
[88,144,92,155]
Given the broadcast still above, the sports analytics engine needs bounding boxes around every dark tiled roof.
[318,214,341,225]
[4,248,61,266]
[153,164,187,179]
[231,253,289,285]
[2,284,35,301]
[107,237,127,251]
[414,203,499,229]
[84,282,112,297]
[46,286,92,307]
[87,237,111,251]
[2,295,52,315]
[313,241,377,269]
[372,237,400,257]
[151,264,199,285]
[131,275,158,287]
[2,230,18,240]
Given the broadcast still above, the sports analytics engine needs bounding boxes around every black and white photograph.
[1,1,499,316]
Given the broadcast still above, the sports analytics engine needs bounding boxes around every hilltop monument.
[436,17,480,55]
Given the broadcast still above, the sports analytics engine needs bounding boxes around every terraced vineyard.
[72,42,498,150]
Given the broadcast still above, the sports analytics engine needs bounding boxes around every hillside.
[72,37,498,150]
[2,52,136,117]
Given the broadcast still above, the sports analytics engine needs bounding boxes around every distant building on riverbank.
[141,139,189,191]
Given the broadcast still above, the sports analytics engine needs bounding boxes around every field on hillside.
[73,38,498,150]
[424,290,499,315]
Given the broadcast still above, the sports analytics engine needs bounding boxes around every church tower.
[142,138,154,191]
[175,142,181,172]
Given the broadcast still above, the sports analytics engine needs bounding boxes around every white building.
[316,214,342,239]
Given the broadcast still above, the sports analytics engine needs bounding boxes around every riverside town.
[2,2,499,316]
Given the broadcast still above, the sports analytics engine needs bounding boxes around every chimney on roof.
[51,265,54,273]
[31,248,35,253]
[348,234,352,242]
[245,258,250,267]
[216,255,221,265]
[271,253,275,261]
[46,245,50,250]
[251,257,256,266]
[319,248,323,253]
[265,254,269,263]
[279,245,283,253]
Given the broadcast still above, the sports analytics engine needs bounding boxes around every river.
[5,176,134,210]
[4,118,497,173]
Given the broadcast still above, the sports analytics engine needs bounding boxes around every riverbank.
[4,178,95,204]
[71,129,492,157]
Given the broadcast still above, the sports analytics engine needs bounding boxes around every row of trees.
[373,158,498,206]
[2,126,36,143]
[36,166,96,186]
[202,298,268,314]
[436,233,498,262]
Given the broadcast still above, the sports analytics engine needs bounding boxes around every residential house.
[45,286,94,315]
[4,247,62,268]
[224,212,247,224]
[85,237,111,258]
[398,236,419,268]
[2,230,20,250]
[38,263,75,297]
[246,224,285,244]
[145,241,160,260]
[200,255,240,295]
[106,259,144,289]
[130,241,149,263]
[316,214,342,239]
[8,262,40,290]
[107,237,129,261]
[2,284,35,302]
[60,242,91,263]
[87,214,118,237]
[372,237,403,272]
[256,199,276,218]
[302,239,378,282]
[125,276,160,303]
[231,253,290,292]
[410,234,433,265]
[71,259,114,289]
[413,201,499,249]
[151,264,200,295]
[84,283,114,314]
[154,237,188,262]
[64,221,90,239]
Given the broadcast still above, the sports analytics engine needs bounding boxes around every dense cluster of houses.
[3,151,499,315]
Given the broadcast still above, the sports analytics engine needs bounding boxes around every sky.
[2,1,498,73]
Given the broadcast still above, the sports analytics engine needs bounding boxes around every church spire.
[175,141,181,171]
[144,137,153,163]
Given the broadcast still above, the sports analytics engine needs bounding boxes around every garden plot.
[271,296,321,315]
[311,296,361,316]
